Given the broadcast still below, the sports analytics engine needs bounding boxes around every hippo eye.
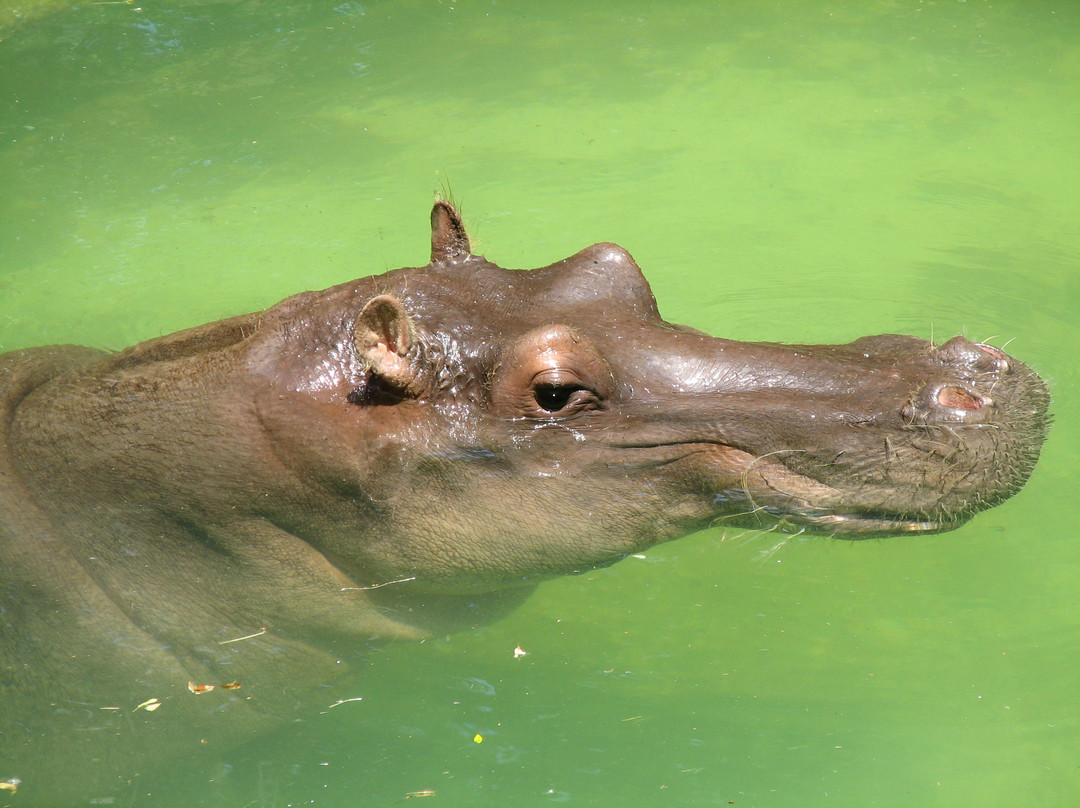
[534,383,580,412]
[526,366,604,418]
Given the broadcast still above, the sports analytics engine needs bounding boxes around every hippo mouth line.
[638,442,966,537]
[767,508,955,537]
[728,487,959,538]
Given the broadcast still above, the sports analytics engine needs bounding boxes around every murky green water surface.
[1,1,1077,806]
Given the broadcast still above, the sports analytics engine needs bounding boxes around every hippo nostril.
[974,343,1010,373]
[933,336,1010,375]
[905,383,993,424]
[937,385,984,411]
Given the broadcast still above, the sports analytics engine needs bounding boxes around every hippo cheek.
[355,479,671,589]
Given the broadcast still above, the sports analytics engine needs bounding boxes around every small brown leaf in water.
[220,681,242,690]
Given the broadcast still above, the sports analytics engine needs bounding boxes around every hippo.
[0,201,1050,805]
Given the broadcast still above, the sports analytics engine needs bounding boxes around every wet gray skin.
[0,201,1050,804]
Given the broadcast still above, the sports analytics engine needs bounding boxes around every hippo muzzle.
[601,329,1050,537]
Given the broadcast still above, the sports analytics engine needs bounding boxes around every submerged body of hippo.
[0,202,1049,804]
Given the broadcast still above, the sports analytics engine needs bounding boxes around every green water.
[1,1,1077,806]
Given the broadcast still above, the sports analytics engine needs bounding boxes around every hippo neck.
[5,338,534,646]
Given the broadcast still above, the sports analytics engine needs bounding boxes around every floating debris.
[340,576,416,591]
[218,628,267,645]
[327,696,364,710]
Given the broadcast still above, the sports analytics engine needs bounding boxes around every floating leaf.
[220,681,242,690]
[188,682,215,694]
[134,698,162,712]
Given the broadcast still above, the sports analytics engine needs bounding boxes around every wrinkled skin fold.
[0,202,1049,804]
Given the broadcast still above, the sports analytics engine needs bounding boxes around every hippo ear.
[430,200,472,264]
[353,295,421,395]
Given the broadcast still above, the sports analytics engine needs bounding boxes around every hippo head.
[247,202,1050,596]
